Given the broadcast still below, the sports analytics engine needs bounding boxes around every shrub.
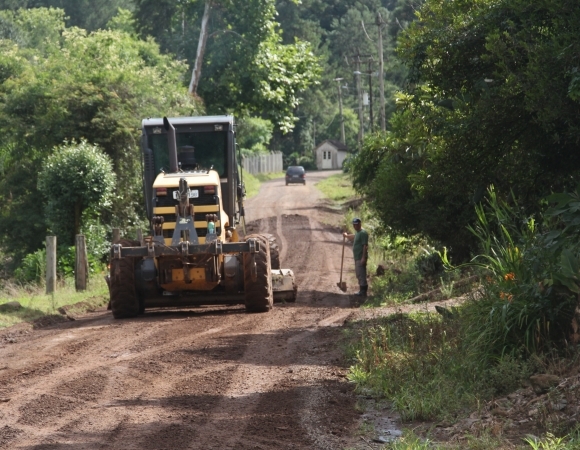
[38,140,116,246]
[455,186,580,356]
[14,248,46,284]
[415,249,444,279]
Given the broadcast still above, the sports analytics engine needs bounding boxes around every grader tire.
[262,233,280,270]
[109,239,140,319]
[243,234,273,312]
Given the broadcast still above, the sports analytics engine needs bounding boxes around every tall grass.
[382,430,580,449]
[346,309,535,422]
[446,186,580,356]
[524,432,580,450]
[241,168,260,199]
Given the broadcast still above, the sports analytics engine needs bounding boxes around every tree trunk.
[188,0,212,95]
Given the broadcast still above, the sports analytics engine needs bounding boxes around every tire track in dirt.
[0,312,257,448]
[0,170,363,450]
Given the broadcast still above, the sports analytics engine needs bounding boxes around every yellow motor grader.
[108,115,296,318]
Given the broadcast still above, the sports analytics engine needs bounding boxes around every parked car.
[285,166,306,185]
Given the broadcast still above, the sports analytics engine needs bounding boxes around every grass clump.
[254,171,285,182]
[382,429,580,449]
[0,276,108,329]
[381,431,433,449]
[316,172,357,203]
[346,310,535,422]
[241,169,260,199]
[523,432,580,450]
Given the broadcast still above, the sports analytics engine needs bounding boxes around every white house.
[314,140,348,170]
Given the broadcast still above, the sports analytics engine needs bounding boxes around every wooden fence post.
[75,234,88,291]
[136,229,143,245]
[112,228,120,244]
[46,236,56,294]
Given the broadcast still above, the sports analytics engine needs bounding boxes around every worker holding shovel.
[342,218,369,297]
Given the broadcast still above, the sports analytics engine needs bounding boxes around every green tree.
[37,140,116,245]
[0,0,134,30]
[0,8,200,262]
[271,0,417,159]
[320,107,359,151]
[349,0,580,260]
[236,117,274,155]
[133,0,320,132]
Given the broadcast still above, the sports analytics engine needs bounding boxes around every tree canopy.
[349,0,580,259]
[0,1,420,265]
[0,7,200,261]
[0,0,134,30]
[38,140,116,245]
[133,0,320,132]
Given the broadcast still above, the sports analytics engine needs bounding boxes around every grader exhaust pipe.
[163,116,178,173]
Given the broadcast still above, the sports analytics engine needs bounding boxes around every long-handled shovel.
[337,235,347,292]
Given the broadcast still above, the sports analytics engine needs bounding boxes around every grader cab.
[107,115,296,318]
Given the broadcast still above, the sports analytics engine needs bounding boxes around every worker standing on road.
[343,218,369,297]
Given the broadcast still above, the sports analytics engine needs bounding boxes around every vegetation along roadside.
[0,172,277,331]
[340,186,580,448]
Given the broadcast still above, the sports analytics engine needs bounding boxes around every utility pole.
[353,51,364,148]
[376,12,386,131]
[368,58,374,133]
[334,77,346,144]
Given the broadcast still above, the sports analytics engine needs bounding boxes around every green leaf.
[560,249,579,275]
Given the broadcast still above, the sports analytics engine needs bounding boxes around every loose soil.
[0,170,372,450]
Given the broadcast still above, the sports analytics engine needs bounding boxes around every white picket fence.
[242,151,283,175]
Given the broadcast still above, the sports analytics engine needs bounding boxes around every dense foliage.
[0,0,416,269]
[133,0,321,133]
[0,0,134,30]
[0,8,200,263]
[457,187,580,355]
[349,0,580,260]
[272,0,415,157]
[38,141,116,246]
[346,186,580,426]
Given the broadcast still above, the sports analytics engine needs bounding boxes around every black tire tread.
[243,234,273,312]
[261,233,281,270]
[109,239,140,319]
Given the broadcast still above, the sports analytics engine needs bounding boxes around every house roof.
[314,139,348,152]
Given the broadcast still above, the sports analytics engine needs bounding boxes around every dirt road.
[0,170,365,449]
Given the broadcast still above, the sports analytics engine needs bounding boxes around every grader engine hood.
[152,171,227,246]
